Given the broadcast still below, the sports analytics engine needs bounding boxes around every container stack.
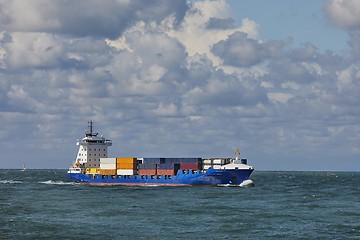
[156,163,180,175]
[137,158,160,175]
[99,158,116,175]
[178,158,202,170]
[116,158,137,175]
[203,159,212,170]
[137,157,202,175]
[203,158,231,170]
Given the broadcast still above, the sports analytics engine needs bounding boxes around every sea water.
[0,170,359,239]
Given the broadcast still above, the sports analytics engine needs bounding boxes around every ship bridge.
[74,121,112,168]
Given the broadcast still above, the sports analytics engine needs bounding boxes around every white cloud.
[4,32,64,68]
[326,0,360,29]
[167,0,260,67]
[267,92,294,104]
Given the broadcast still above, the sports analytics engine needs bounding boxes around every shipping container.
[157,163,174,170]
[86,168,100,174]
[116,163,136,169]
[137,169,157,175]
[100,158,116,164]
[143,158,162,164]
[99,169,116,175]
[156,163,182,170]
[100,163,116,170]
[116,158,136,164]
[203,159,212,165]
[138,163,157,170]
[179,163,199,170]
[157,169,175,176]
[203,164,212,170]
[212,159,225,165]
[116,169,136,175]
[212,165,221,169]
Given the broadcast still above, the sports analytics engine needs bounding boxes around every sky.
[0,0,360,171]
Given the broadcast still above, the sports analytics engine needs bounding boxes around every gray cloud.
[206,17,235,29]
[0,0,188,39]
[211,31,288,67]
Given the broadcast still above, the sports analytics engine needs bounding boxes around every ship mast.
[86,120,98,137]
[235,147,240,161]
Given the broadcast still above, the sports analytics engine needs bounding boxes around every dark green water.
[0,170,359,239]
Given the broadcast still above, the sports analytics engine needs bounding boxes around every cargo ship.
[67,121,254,186]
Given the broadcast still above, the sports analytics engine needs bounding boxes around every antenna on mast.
[235,147,240,161]
[86,120,98,137]
[88,120,93,135]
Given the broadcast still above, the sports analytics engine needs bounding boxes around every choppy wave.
[0,180,22,184]
[39,180,77,185]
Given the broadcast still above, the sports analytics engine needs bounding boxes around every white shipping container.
[100,163,116,170]
[212,165,222,169]
[203,164,212,170]
[203,159,212,165]
[100,158,116,164]
[116,169,136,175]
[213,159,225,165]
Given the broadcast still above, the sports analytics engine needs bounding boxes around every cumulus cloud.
[211,31,288,67]
[0,0,188,38]
[326,0,360,30]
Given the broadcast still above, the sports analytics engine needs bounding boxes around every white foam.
[39,180,77,185]
[0,180,22,184]
[217,179,255,187]
[240,179,255,187]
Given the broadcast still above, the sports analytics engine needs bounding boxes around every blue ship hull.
[67,169,254,186]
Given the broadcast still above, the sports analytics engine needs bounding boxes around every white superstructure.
[220,147,254,170]
[68,121,112,174]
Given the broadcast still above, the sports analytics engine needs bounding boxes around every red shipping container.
[157,169,175,176]
[137,169,157,175]
[179,163,199,170]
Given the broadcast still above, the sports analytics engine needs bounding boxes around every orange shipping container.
[137,169,157,175]
[116,163,136,169]
[99,169,116,175]
[116,158,136,164]
[157,169,175,176]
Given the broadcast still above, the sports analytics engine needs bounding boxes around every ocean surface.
[0,170,359,239]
